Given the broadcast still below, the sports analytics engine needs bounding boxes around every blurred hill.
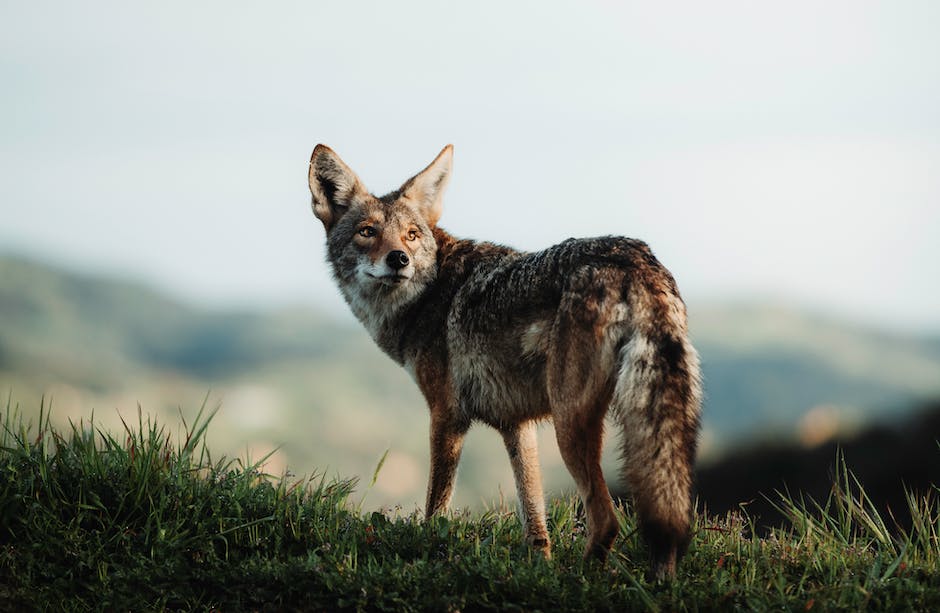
[691,305,940,441]
[2,254,940,509]
[690,402,940,532]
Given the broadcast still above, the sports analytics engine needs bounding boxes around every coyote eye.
[406,229,419,241]
[358,226,377,238]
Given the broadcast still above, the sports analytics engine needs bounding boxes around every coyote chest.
[308,144,702,580]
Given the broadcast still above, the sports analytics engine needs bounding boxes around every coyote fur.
[307,144,702,579]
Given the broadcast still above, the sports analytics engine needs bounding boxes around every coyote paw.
[527,533,552,560]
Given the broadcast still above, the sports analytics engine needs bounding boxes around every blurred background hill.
[3,254,938,511]
[692,403,940,531]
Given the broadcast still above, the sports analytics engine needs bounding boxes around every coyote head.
[308,145,453,321]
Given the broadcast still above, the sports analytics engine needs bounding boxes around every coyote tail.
[613,315,702,580]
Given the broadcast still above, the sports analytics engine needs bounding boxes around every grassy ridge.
[1,400,938,611]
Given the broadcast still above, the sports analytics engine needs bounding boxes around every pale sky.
[2,1,939,331]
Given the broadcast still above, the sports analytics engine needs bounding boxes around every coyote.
[307,145,702,579]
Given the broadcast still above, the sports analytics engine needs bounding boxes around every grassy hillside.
[1,402,938,611]
[3,254,940,510]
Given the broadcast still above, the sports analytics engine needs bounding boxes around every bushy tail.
[612,323,702,580]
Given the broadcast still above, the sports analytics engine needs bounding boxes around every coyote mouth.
[367,272,411,285]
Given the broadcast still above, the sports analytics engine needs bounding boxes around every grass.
[1,398,938,611]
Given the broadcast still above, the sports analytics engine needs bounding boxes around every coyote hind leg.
[546,276,623,561]
[552,404,619,561]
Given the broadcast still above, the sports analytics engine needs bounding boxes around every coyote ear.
[308,145,366,230]
[400,145,453,226]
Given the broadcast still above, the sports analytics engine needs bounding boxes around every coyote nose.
[386,250,410,270]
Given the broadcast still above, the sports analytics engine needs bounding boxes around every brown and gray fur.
[307,144,702,580]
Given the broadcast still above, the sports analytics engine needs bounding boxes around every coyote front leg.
[425,414,468,517]
[501,421,551,559]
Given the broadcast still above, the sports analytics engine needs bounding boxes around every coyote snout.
[307,144,702,581]
[359,243,415,285]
